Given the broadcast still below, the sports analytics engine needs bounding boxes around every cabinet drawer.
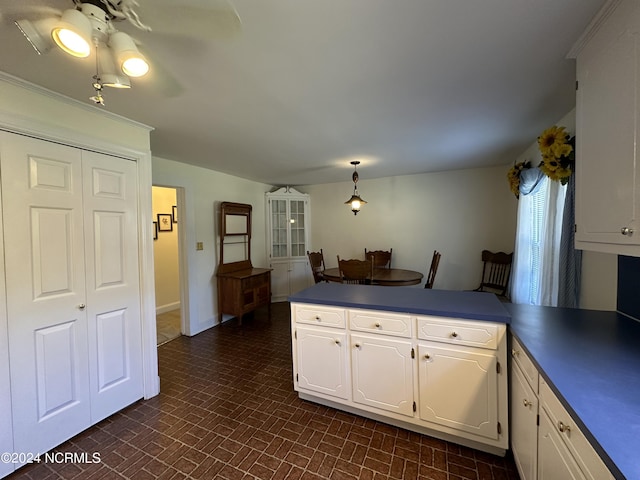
[510,335,539,394]
[416,316,502,350]
[295,304,346,328]
[349,309,412,338]
[540,379,614,480]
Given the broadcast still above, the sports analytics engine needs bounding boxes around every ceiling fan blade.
[134,0,241,39]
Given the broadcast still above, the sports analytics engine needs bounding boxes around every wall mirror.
[218,202,253,271]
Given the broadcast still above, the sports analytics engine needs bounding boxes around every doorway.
[152,186,184,345]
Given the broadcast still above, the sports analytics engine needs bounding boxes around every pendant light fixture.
[344,161,367,215]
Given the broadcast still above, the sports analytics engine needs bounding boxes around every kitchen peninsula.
[289,283,511,455]
[289,283,633,479]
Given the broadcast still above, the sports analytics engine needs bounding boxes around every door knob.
[523,399,532,407]
[78,304,86,310]
[621,227,634,236]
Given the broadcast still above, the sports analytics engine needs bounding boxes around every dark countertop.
[289,283,511,323]
[506,303,640,480]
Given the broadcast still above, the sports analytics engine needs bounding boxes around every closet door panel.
[0,132,91,458]
[82,151,143,423]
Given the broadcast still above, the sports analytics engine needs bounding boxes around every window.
[511,177,566,305]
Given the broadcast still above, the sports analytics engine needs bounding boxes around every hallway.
[9,302,519,480]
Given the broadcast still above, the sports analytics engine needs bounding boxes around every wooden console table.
[216,202,271,325]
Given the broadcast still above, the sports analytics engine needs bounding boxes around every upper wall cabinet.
[266,187,312,302]
[574,0,640,255]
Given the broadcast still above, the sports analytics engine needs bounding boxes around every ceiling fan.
[7,0,241,104]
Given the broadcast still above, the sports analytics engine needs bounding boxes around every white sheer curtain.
[511,174,567,306]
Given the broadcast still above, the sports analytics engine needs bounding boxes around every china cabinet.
[574,0,640,255]
[266,187,311,301]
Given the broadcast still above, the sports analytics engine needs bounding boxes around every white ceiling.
[0,0,606,186]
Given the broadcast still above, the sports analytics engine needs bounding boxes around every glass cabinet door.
[270,198,306,258]
[271,199,288,258]
[290,200,306,257]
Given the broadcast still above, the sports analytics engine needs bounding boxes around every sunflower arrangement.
[537,125,575,185]
[506,160,531,198]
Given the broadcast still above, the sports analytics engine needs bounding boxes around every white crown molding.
[566,0,623,58]
[0,70,153,132]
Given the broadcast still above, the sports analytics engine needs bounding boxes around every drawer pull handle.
[424,354,431,360]
[78,304,86,310]
[354,343,361,348]
[334,339,341,345]
[375,322,381,328]
[558,421,571,433]
[451,331,458,338]
[511,348,519,358]
[523,399,532,407]
[315,315,321,321]
[621,227,634,236]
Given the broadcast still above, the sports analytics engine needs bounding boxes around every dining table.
[321,267,424,286]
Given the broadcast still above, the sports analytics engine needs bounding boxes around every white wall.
[152,186,180,313]
[152,156,273,335]
[299,165,518,291]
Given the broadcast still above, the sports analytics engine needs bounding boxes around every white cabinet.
[574,0,640,255]
[508,334,614,480]
[295,326,349,400]
[538,408,587,480]
[510,336,539,480]
[418,343,498,440]
[266,187,312,301]
[351,334,414,417]
[539,379,614,480]
[291,302,509,455]
[417,316,507,445]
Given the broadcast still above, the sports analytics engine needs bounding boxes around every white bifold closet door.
[0,131,143,458]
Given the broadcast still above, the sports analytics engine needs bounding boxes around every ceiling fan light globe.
[109,31,149,77]
[51,9,92,58]
[121,57,149,77]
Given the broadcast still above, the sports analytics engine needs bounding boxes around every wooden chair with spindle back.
[425,250,441,289]
[307,249,326,283]
[337,256,374,284]
[364,248,392,269]
[473,250,513,300]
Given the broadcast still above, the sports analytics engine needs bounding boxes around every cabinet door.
[511,360,538,480]
[351,334,414,417]
[296,326,349,400]
[418,343,498,440]
[538,409,586,480]
[289,258,312,295]
[576,0,640,247]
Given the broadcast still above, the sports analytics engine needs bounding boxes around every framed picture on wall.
[172,205,178,224]
[153,221,158,240]
[157,213,173,232]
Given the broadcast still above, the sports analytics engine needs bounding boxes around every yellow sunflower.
[506,161,531,198]
[538,126,570,158]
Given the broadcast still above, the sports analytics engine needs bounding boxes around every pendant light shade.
[109,31,149,77]
[51,8,92,58]
[344,161,367,215]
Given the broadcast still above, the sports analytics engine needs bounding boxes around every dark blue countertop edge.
[506,303,640,480]
[289,283,511,324]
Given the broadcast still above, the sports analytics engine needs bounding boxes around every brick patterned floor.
[7,302,520,480]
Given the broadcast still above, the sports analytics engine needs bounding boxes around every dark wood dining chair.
[473,250,513,300]
[425,250,441,289]
[337,256,373,284]
[364,248,392,269]
[307,249,326,283]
